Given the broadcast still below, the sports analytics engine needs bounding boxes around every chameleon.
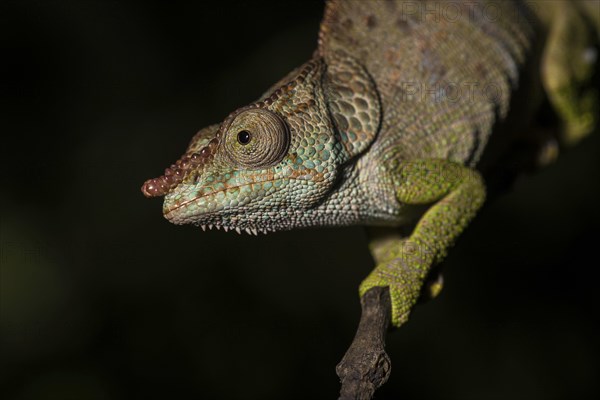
[142,0,599,328]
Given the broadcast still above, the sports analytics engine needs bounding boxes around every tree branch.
[336,286,392,400]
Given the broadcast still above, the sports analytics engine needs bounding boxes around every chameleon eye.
[237,130,252,145]
[223,109,289,169]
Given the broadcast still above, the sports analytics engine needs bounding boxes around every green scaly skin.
[142,0,599,328]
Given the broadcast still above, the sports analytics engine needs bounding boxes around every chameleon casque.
[142,0,599,328]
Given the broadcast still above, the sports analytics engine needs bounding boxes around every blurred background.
[1,1,599,399]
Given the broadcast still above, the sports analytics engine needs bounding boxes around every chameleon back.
[319,0,535,166]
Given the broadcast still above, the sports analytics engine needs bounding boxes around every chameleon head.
[141,54,381,233]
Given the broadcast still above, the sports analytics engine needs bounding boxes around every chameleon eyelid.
[222,108,290,169]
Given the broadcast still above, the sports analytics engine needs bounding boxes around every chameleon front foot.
[359,240,432,327]
[361,160,486,328]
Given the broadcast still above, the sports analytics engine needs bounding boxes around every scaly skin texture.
[142,0,599,327]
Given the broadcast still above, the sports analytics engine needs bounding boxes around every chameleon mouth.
[162,179,282,234]
[165,201,275,235]
[163,180,272,214]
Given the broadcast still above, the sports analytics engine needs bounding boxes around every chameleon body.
[142,0,599,327]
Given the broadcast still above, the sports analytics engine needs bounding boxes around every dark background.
[1,1,599,399]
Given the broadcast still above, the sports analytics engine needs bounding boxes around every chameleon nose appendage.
[141,138,219,198]
[141,173,182,198]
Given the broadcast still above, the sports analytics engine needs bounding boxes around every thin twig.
[336,286,392,400]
